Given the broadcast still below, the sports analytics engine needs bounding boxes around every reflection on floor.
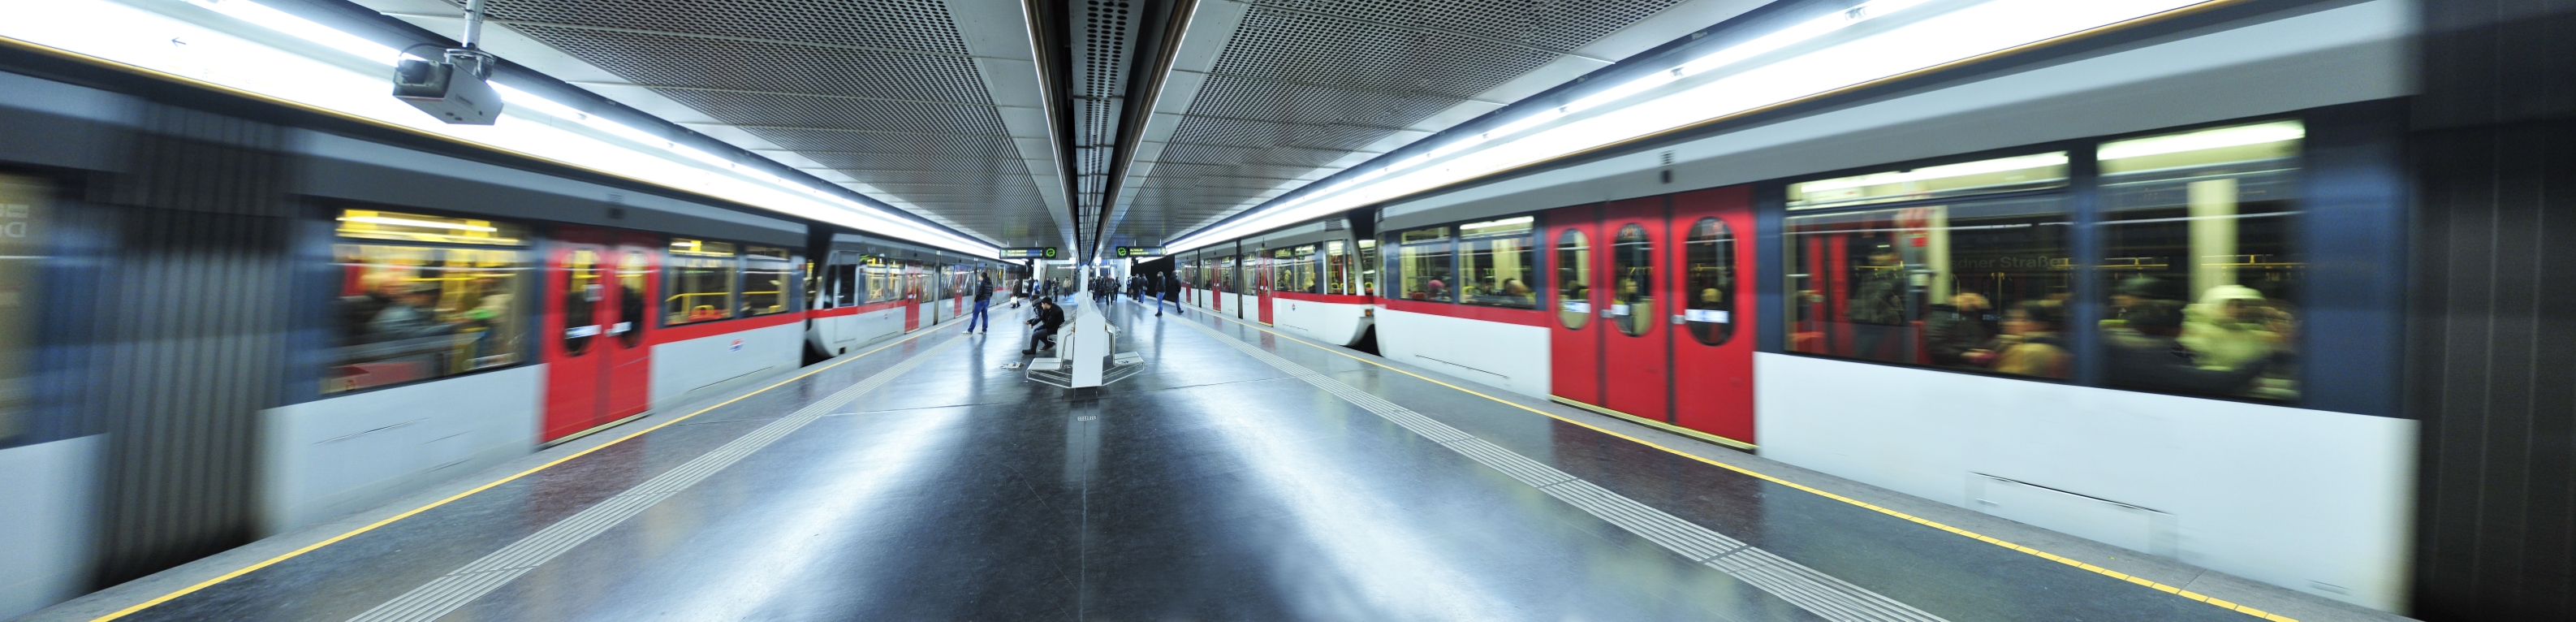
[55,299,2373,622]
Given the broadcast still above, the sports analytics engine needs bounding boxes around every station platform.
[31,298,2401,622]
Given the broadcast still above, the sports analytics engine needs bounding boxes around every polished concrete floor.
[106,297,2264,621]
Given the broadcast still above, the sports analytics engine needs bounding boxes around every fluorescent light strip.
[341,215,499,231]
[1171,0,2212,252]
[2097,120,2303,161]
[30,0,996,256]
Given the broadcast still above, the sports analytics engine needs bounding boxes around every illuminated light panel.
[340,215,498,231]
[6,0,998,257]
[1171,0,2218,253]
[2097,119,2304,161]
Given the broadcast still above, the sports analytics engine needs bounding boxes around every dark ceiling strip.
[1022,0,1082,253]
[1094,0,1198,257]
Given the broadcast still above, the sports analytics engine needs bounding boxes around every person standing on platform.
[964,271,993,334]
[1163,271,1180,316]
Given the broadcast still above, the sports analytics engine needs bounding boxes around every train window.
[2096,120,2303,401]
[745,244,789,260]
[1357,240,1378,296]
[1610,224,1655,336]
[742,252,792,317]
[665,238,737,325]
[0,175,48,441]
[863,257,894,303]
[1292,244,1319,294]
[1684,218,1736,346]
[1457,216,1536,309]
[1325,240,1348,295]
[327,244,530,394]
[1784,196,2072,376]
[335,209,528,246]
[1788,152,2069,211]
[1396,227,1455,302]
[1555,229,1591,330]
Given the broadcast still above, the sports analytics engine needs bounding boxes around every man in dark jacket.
[1023,298,1064,355]
[964,271,994,334]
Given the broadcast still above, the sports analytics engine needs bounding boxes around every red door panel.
[1257,251,1275,324]
[1669,187,1757,443]
[603,231,658,423]
[1547,205,1604,405]
[903,265,921,331]
[542,227,609,441]
[1601,197,1671,423]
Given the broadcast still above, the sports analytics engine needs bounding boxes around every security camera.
[392,49,502,125]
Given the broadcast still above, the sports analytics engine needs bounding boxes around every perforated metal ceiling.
[464,0,1060,245]
[1112,0,1696,244]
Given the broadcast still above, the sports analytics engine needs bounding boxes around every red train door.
[1668,187,1756,444]
[542,227,611,441]
[1257,249,1275,324]
[1547,204,1605,405]
[1599,197,1671,423]
[603,231,658,421]
[902,264,921,331]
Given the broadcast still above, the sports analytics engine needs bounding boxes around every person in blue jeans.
[964,272,994,334]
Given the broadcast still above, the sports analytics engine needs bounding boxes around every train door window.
[1556,229,1592,330]
[615,250,649,347]
[1357,239,1378,296]
[1396,227,1454,302]
[742,244,792,316]
[564,249,601,355]
[1609,224,1655,335]
[666,238,738,325]
[1684,218,1737,345]
[1457,216,1536,308]
[1784,152,2072,375]
[328,209,533,394]
[2097,120,2303,400]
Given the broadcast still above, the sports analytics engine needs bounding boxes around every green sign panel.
[1114,246,1167,257]
[1000,247,1058,259]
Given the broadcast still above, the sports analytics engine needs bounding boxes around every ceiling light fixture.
[1169,0,2219,253]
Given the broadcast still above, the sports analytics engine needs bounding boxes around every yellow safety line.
[1188,309,2296,622]
[89,326,951,622]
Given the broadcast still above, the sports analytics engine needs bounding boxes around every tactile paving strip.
[1176,317,1947,622]
[344,335,969,622]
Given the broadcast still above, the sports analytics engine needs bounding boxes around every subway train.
[0,50,1018,603]
[1174,0,2417,611]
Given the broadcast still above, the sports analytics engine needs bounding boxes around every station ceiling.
[366,0,1762,258]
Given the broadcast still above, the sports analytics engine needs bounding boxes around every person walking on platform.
[964,271,994,334]
[1022,298,1064,355]
[1163,271,1180,316]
